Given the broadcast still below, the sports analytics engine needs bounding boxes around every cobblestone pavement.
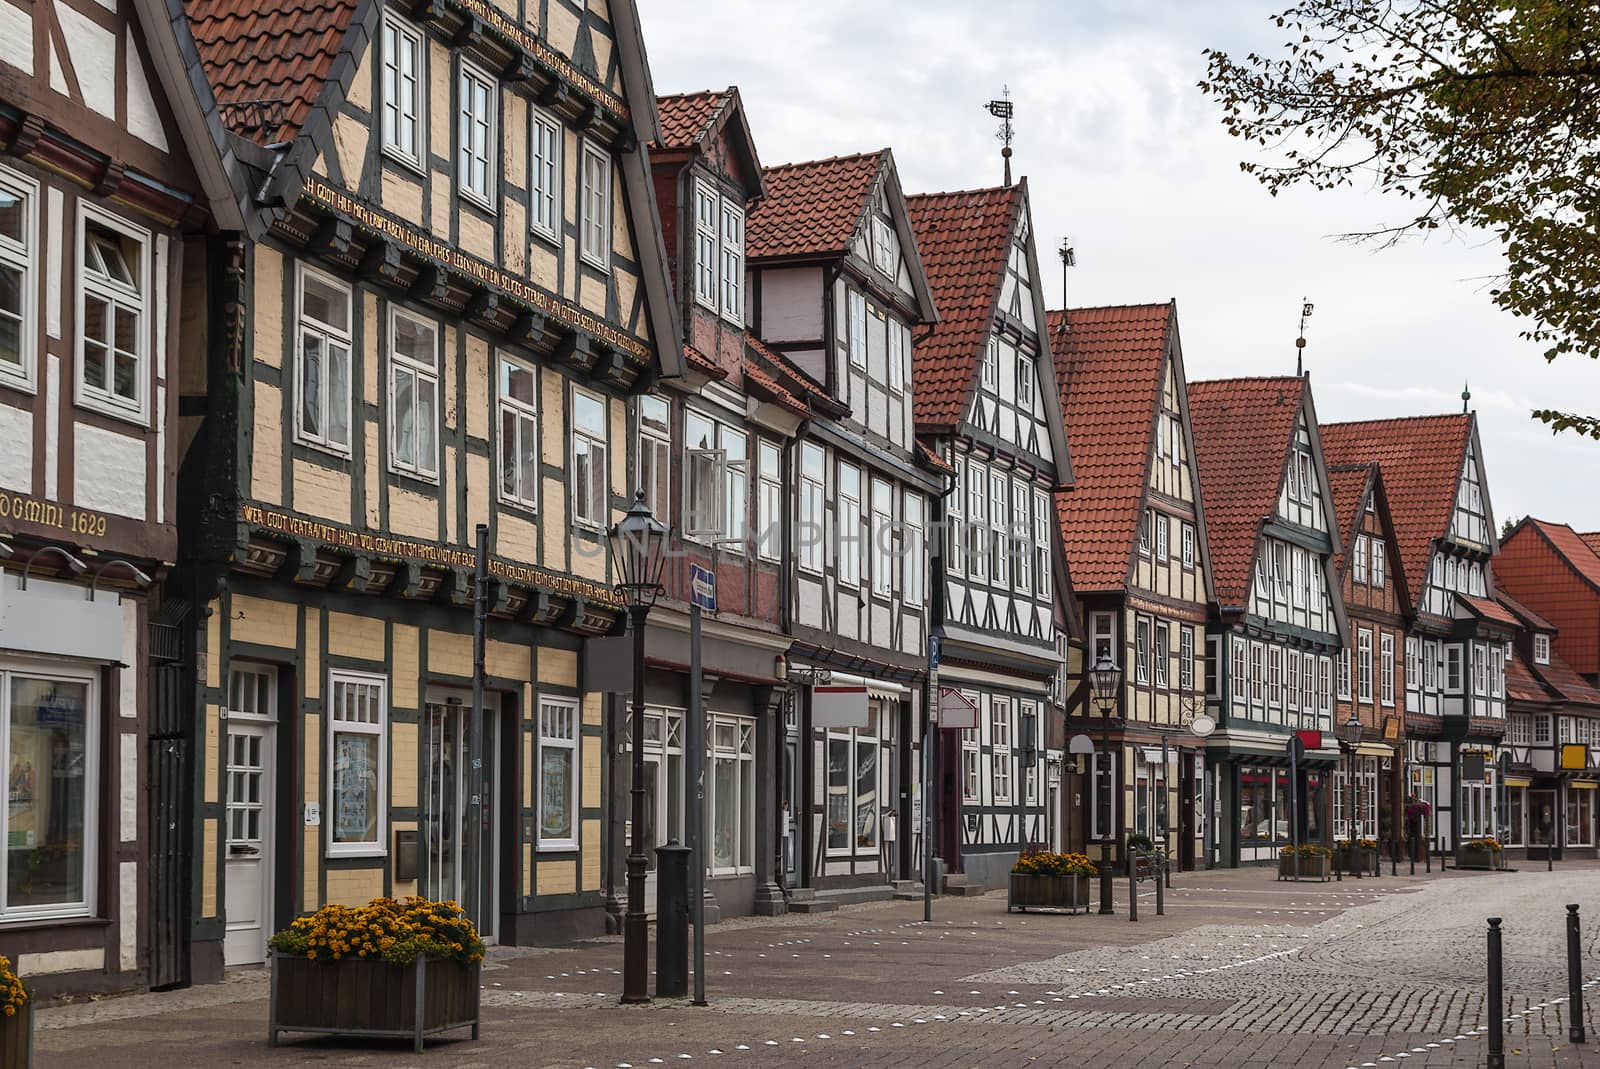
[32,864,1600,1067]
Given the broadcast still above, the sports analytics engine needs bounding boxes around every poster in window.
[540,748,572,841]
[333,734,377,843]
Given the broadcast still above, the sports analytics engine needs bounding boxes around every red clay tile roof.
[915,438,955,476]
[1457,593,1520,630]
[746,152,884,261]
[186,0,359,145]
[1325,463,1375,576]
[742,348,808,418]
[745,334,844,418]
[1534,651,1600,707]
[1320,414,1473,610]
[905,185,1022,430]
[1046,303,1172,592]
[1496,590,1557,633]
[1517,518,1600,592]
[683,343,727,380]
[1582,532,1600,557]
[1507,657,1553,705]
[654,90,732,150]
[1187,376,1306,607]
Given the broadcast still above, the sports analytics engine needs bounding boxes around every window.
[1446,645,1463,691]
[1534,634,1551,665]
[847,290,867,369]
[947,459,965,577]
[966,460,987,582]
[1091,612,1116,668]
[1406,638,1421,693]
[799,443,825,573]
[1032,489,1052,593]
[458,61,496,206]
[1139,509,1152,555]
[1229,637,1245,704]
[991,698,1012,802]
[0,167,37,389]
[388,308,438,479]
[722,426,748,546]
[1135,619,1151,685]
[887,316,908,393]
[708,714,755,872]
[1011,478,1031,596]
[531,109,562,240]
[1286,649,1300,711]
[903,492,925,607]
[693,181,744,323]
[719,201,743,323]
[989,472,1008,586]
[1204,635,1219,698]
[1291,548,1305,608]
[1091,750,1114,840]
[571,387,608,529]
[537,697,579,849]
[1273,542,1290,604]
[1268,646,1282,708]
[1353,536,1370,584]
[634,395,672,522]
[1380,634,1395,706]
[757,440,781,561]
[694,184,717,307]
[78,208,149,417]
[1181,523,1195,568]
[580,142,611,268]
[1,665,97,919]
[826,730,878,854]
[837,462,862,588]
[1250,642,1265,705]
[294,266,352,452]
[1318,657,1333,718]
[1534,714,1552,744]
[981,335,998,391]
[1370,538,1385,588]
[1424,641,1438,690]
[871,216,896,273]
[871,478,894,597]
[1357,629,1374,702]
[684,409,723,538]
[380,14,424,167]
[328,671,386,857]
[1017,355,1034,409]
[1255,557,1269,600]
[1154,624,1169,689]
[961,718,980,803]
[1155,512,1169,560]
[498,355,540,509]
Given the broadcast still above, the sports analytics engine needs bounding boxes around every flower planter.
[0,1001,31,1068]
[1456,846,1506,871]
[1335,846,1378,874]
[1277,855,1331,881]
[268,952,480,1053]
[1007,872,1092,914]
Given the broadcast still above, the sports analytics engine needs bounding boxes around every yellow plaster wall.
[381,169,423,223]
[304,711,321,908]
[582,820,600,891]
[293,460,352,525]
[206,601,221,688]
[539,648,577,688]
[442,325,458,431]
[392,720,418,808]
[251,381,283,504]
[539,859,576,896]
[389,485,438,540]
[201,819,218,917]
[203,703,220,803]
[328,611,385,662]
[392,624,420,708]
[444,444,459,546]
[331,114,369,193]
[429,629,472,677]
[541,478,567,569]
[364,421,381,529]
[230,594,298,650]
[498,511,538,564]
[581,735,600,808]
[544,2,578,65]
[304,608,322,699]
[582,691,602,727]
[459,211,494,262]
[486,638,530,682]
[362,291,379,405]
[303,826,319,910]
[528,241,558,292]
[465,336,490,441]
[252,247,283,368]
[467,453,490,539]
[325,867,384,907]
[522,843,532,895]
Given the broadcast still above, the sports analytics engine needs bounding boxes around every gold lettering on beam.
[447,0,629,121]
[298,177,650,365]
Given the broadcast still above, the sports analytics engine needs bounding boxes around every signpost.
[924,633,938,922]
[687,563,714,1006]
[1287,732,1305,881]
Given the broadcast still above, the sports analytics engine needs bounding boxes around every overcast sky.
[643,0,1600,532]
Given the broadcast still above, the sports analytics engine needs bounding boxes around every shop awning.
[1503,777,1533,788]
[1570,780,1598,791]
[1355,743,1394,758]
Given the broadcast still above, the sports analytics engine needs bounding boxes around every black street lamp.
[1089,653,1122,913]
[1337,712,1363,879]
[608,490,669,1004]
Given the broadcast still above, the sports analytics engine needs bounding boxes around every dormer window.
[694,180,745,325]
[1534,633,1551,665]
[872,216,897,274]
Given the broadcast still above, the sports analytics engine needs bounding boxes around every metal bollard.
[1164,850,1172,890]
[1391,838,1397,877]
[1335,841,1342,882]
[1099,855,1114,915]
[1409,836,1416,877]
[1156,862,1165,916]
[655,842,691,998]
[1128,860,1138,922]
[1569,904,1587,1044]
[1487,917,1505,1069]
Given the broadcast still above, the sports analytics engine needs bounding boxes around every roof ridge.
[1323,412,1471,429]
[1189,374,1306,387]
[762,149,886,173]
[906,184,1017,201]
[1051,300,1175,314]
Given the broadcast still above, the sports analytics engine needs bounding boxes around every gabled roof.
[905,185,1022,427]
[1325,463,1374,576]
[1320,414,1474,606]
[1583,532,1600,557]
[747,152,884,260]
[1457,593,1520,630]
[1534,651,1600,708]
[653,87,764,199]
[1187,376,1308,608]
[1507,657,1554,705]
[1507,518,1600,594]
[185,0,358,146]
[741,344,808,418]
[1046,303,1172,592]
[1496,590,1556,633]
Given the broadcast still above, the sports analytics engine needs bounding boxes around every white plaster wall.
[44,355,59,498]
[0,403,33,491]
[758,268,823,342]
[18,947,104,975]
[119,861,138,971]
[120,732,137,841]
[55,5,116,118]
[124,30,168,152]
[74,422,147,519]
[0,0,32,76]
[120,600,138,716]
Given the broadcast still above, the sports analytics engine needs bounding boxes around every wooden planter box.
[1007,872,1092,914]
[1132,851,1161,880]
[269,952,480,1053]
[1336,846,1378,874]
[1277,855,1331,881]
[1456,846,1506,871]
[0,1001,31,1068]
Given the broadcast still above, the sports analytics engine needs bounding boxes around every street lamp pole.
[1338,712,1363,881]
[609,491,669,1005]
[1089,653,1123,914]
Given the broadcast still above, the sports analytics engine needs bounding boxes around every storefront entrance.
[224,666,276,966]
[422,695,499,941]
[1528,788,1560,861]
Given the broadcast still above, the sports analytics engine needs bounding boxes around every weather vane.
[986,87,1015,187]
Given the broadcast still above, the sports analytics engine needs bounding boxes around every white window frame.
[497,353,540,511]
[887,316,907,394]
[1139,508,1152,556]
[570,385,609,530]
[387,306,439,481]
[693,183,718,310]
[989,471,1008,587]
[837,461,862,589]
[719,198,744,326]
[1534,634,1551,665]
[871,477,894,598]
[380,12,426,170]
[847,289,867,370]
[757,439,781,562]
[706,713,756,874]
[1155,512,1169,560]
[1154,623,1169,689]
[0,164,39,392]
[1268,645,1283,709]
[580,140,612,269]
[457,60,497,209]
[1017,354,1034,410]
[1338,646,1352,700]
[1357,629,1374,703]
[966,459,987,582]
[991,697,1012,803]
[1370,537,1386,588]
[76,204,151,422]
[637,394,671,521]
[537,695,581,851]
[1250,642,1266,707]
[1091,611,1116,669]
[1011,477,1031,596]
[0,660,100,920]
[1353,534,1368,584]
[326,669,388,858]
[961,714,981,803]
[981,334,999,391]
[1032,489,1052,594]
[1181,522,1195,568]
[798,442,826,575]
[293,264,353,454]
[903,491,925,608]
[1380,633,1396,706]
[1135,618,1151,685]
[530,108,563,241]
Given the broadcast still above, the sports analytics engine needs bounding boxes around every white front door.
[223,722,273,965]
[423,696,499,941]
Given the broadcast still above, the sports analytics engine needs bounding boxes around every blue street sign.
[928,634,940,669]
[690,563,716,612]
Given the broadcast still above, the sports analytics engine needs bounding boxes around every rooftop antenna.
[1295,299,1314,377]
[1462,381,1471,412]
[1057,238,1076,330]
[986,88,1015,187]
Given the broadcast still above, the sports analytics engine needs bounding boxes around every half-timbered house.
[905,182,1073,889]
[1322,414,1509,855]
[1326,462,1412,852]
[1189,376,1345,868]
[1051,302,1215,873]
[745,150,945,894]
[1496,590,1600,861]
[0,0,244,994]
[173,0,683,981]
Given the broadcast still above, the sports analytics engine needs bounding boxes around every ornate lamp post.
[608,490,669,1004]
[1337,712,1364,880]
[1089,653,1122,913]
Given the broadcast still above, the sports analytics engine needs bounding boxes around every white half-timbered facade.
[906,181,1072,889]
